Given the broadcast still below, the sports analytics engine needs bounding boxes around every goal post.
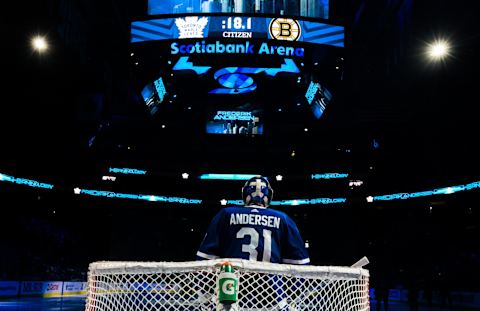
[86,259,370,311]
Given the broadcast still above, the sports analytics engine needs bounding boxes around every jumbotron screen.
[206,102,264,135]
[148,0,329,19]
[141,76,167,115]
[132,14,343,136]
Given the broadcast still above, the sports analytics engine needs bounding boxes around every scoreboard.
[131,13,344,126]
[131,15,344,47]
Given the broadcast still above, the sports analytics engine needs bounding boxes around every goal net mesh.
[86,259,369,311]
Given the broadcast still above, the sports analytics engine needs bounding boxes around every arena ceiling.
[1,0,479,197]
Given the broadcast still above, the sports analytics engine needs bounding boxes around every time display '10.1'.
[222,17,252,30]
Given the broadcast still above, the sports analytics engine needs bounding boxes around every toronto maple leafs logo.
[175,16,209,39]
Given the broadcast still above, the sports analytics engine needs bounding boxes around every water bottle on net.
[217,262,239,311]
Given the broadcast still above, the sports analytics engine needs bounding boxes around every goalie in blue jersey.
[196,176,309,265]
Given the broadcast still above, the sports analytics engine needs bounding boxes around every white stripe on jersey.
[196,251,219,259]
[282,258,310,265]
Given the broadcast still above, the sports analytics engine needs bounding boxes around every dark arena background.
[1,0,480,310]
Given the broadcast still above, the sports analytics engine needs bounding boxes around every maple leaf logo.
[175,16,209,39]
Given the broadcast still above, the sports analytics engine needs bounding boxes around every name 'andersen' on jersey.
[196,206,310,265]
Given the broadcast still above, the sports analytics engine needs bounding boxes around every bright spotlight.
[32,36,48,52]
[427,40,450,60]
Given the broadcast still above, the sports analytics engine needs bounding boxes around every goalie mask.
[242,176,273,207]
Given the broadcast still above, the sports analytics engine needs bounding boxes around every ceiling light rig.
[31,36,48,52]
[426,39,451,61]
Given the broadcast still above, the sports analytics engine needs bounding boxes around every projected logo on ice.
[173,56,300,94]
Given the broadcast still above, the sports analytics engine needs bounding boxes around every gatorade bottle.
[218,262,238,308]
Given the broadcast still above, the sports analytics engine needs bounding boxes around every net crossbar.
[86,259,369,311]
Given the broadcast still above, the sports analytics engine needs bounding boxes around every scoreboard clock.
[221,16,252,30]
[209,16,266,38]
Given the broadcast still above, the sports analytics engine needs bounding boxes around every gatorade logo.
[269,18,301,41]
[221,280,235,295]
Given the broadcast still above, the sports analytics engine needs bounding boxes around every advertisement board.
[20,281,63,297]
[0,281,20,297]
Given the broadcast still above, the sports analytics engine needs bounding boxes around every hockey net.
[86,259,370,311]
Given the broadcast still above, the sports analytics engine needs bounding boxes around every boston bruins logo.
[269,18,301,41]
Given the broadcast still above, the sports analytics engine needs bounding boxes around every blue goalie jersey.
[196,206,310,264]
